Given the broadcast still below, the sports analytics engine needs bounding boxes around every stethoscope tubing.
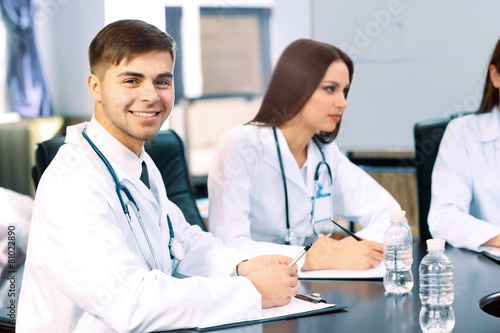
[272,127,335,243]
[125,202,158,270]
[82,128,181,270]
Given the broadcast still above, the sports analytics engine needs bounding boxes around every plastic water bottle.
[419,238,455,332]
[383,210,413,294]
[419,239,454,305]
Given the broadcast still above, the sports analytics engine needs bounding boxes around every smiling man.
[17,20,298,332]
[89,50,174,153]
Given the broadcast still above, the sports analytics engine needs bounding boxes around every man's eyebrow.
[118,71,144,78]
[158,72,174,78]
[117,72,173,78]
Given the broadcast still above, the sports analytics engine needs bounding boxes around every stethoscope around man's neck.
[82,128,184,270]
[272,126,335,245]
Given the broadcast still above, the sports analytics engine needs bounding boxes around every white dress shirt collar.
[85,115,147,181]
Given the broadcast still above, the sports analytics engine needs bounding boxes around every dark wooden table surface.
[168,243,500,333]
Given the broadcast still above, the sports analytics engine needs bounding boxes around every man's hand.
[245,265,298,308]
[302,235,384,270]
[236,255,298,308]
[237,254,295,277]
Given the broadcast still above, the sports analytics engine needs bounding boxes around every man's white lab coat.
[17,118,261,332]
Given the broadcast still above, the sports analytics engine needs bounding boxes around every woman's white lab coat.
[429,108,500,251]
[17,120,261,333]
[208,125,401,260]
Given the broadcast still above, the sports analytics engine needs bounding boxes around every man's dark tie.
[140,161,151,189]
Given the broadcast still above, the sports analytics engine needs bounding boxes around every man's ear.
[88,74,102,102]
[489,64,500,89]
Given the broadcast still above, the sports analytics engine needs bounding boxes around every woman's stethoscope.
[272,127,335,244]
[273,126,359,245]
[82,128,185,270]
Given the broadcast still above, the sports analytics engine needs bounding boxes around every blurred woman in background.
[208,39,403,271]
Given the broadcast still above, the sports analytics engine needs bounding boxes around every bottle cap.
[426,238,445,251]
[389,210,406,222]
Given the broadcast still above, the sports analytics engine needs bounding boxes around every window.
[198,7,271,98]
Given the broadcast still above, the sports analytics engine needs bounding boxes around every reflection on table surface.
[166,244,499,333]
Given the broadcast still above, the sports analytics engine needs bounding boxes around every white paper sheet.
[298,263,386,280]
[478,246,500,261]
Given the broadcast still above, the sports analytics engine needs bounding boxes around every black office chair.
[413,113,470,242]
[31,129,207,231]
[414,118,450,242]
[0,319,15,332]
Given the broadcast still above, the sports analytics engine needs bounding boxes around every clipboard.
[193,297,346,332]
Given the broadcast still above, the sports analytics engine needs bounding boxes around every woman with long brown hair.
[429,39,500,251]
[208,39,402,271]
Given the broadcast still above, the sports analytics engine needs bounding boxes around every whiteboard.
[311,0,500,150]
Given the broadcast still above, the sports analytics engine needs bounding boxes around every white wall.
[270,0,311,65]
[36,0,105,118]
[311,0,500,150]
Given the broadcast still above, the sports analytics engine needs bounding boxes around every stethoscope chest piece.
[170,238,185,261]
[284,231,294,245]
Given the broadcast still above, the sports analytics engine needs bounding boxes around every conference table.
[168,243,499,333]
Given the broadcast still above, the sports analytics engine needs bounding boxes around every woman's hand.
[302,235,384,270]
[482,235,500,248]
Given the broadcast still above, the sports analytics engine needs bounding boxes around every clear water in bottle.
[384,243,414,293]
[419,238,455,332]
[419,305,455,333]
[383,210,414,294]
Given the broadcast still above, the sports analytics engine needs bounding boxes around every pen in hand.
[289,243,313,266]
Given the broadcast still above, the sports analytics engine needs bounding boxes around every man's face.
[88,50,174,155]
